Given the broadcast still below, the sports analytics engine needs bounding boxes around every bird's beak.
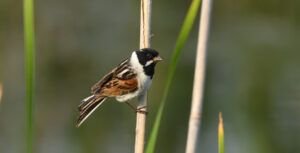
[153,56,163,63]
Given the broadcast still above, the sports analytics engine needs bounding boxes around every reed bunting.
[76,48,162,127]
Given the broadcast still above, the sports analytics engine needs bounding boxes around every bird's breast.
[137,73,152,93]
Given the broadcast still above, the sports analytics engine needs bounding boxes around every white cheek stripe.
[145,60,153,67]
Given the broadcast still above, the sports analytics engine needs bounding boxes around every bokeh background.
[0,0,300,153]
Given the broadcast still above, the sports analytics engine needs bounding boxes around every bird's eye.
[146,53,152,58]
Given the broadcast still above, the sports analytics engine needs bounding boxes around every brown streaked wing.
[91,59,129,94]
[91,71,114,94]
[100,77,138,97]
[115,59,130,75]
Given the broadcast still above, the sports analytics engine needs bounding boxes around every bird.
[76,48,162,127]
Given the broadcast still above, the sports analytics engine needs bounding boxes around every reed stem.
[185,0,212,152]
[135,0,152,153]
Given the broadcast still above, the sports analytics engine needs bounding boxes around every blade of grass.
[218,112,224,153]
[145,0,201,153]
[0,83,3,104]
[23,0,36,152]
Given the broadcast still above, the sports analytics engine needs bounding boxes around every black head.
[134,48,162,77]
[135,48,161,65]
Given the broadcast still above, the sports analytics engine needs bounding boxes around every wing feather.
[91,58,129,94]
[100,77,138,96]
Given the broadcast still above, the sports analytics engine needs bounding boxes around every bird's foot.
[136,106,148,115]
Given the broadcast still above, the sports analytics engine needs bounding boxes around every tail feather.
[78,95,95,111]
[76,96,107,127]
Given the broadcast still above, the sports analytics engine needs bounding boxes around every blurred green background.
[1,0,300,153]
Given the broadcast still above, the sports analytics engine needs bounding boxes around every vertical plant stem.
[0,83,3,104]
[24,0,36,152]
[135,0,152,153]
[218,112,225,153]
[185,0,212,152]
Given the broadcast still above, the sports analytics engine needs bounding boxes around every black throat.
[135,49,159,79]
[143,64,156,79]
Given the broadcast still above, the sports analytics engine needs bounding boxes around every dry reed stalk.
[135,0,152,153]
[185,0,213,152]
